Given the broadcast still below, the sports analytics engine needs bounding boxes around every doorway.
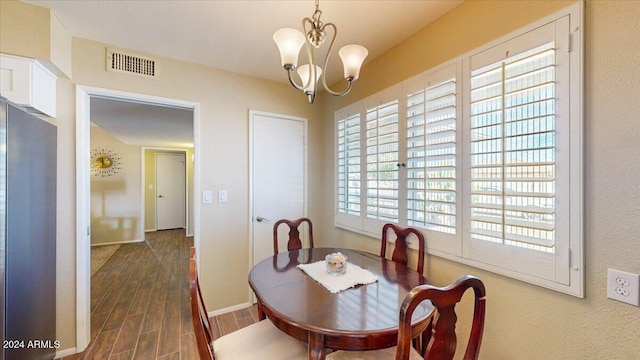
[155,152,186,230]
[76,86,200,351]
[249,110,308,269]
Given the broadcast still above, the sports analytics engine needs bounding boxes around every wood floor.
[63,229,259,360]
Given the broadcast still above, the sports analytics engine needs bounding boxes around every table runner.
[297,260,378,293]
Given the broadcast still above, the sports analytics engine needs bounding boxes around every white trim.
[55,347,77,359]
[569,0,585,298]
[75,85,201,351]
[145,228,158,232]
[90,239,144,247]
[75,87,91,352]
[208,302,253,318]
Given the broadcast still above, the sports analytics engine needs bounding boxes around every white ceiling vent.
[106,48,157,78]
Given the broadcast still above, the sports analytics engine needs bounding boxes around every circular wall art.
[90,148,122,177]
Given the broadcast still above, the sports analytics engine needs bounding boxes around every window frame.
[333,2,583,297]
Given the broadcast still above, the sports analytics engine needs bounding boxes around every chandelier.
[273,0,368,104]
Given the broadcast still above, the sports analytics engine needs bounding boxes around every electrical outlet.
[616,277,630,287]
[615,287,630,297]
[607,268,640,306]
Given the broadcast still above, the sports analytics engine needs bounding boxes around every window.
[365,98,399,224]
[406,65,458,235]
[468,41,558,252]
[337,112,361,217]
[335,3,583,296]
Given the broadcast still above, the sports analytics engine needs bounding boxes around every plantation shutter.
[334,6,582,295]
[464,19,574,283]
[365,98,400,225]
[336,104,365,230]
[406,67,458,235]
[469,40,557,252]
[337,113,362,216]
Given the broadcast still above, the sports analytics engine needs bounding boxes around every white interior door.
[156,153,186,230]
[251,111,307,267]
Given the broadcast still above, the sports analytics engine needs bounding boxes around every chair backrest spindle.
[273,217,314,255]
[381,223,426,274]
[396,275,486,360]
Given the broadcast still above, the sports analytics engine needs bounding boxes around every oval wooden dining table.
[248,247,432,360]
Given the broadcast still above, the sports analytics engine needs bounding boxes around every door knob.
[158,195,164,198]
[256,216,270,222]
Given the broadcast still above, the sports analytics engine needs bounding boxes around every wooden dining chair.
[381,224,428,354]
[189,247,307,360]
[326,275,486,360]
[381,223,426,274]
[273,217,314,255]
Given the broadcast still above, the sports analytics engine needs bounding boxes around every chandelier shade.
[338,44,368,80]
[297,64,323,94]
[273,28,306,68]
[273,0,368,104]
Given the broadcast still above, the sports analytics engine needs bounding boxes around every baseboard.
[91,239,144,247]
[145,228,157,232]
[55,347,77,359]
[208,302,253,318]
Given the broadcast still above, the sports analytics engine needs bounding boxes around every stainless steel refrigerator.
[0,97,57,360]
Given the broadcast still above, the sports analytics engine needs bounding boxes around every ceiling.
[90,97,193,148]
[26,0,464,147]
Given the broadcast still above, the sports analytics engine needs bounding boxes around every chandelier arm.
[286,68,305,91]
[301,17,316,95]
[320,23,353,96]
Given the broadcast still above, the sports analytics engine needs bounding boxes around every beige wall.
[90,126,143,245]
[319,1,640,359]
[0,0,50,61]
[0,0,71,77]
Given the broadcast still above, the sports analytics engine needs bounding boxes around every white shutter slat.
[469,41,556,251]
[406,74,457,234]
[366,99,400,223]
[337,113,361,216]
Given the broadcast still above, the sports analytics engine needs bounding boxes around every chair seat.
[327,346,423,360]
[213,319,308,359]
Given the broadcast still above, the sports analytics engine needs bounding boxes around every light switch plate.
[202,190,212,204]
[218,190,228,203]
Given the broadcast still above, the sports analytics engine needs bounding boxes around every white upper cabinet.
[0,53,57,118]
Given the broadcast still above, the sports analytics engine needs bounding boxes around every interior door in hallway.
[251,111,307,267]
[156,153,186,230]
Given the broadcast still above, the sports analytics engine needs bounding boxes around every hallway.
[61,229,258,359]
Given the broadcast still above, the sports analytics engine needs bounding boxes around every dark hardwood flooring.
[63,229,259,360]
